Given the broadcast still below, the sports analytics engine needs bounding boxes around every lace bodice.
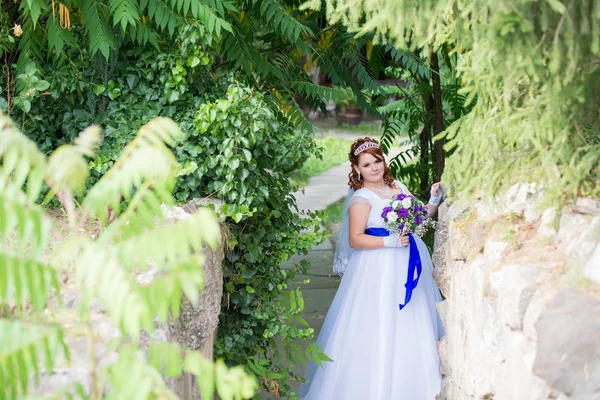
[350,181,410,229]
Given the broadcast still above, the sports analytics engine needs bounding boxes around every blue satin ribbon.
[365,228,423,310]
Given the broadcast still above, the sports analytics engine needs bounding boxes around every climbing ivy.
[186,82,330,396]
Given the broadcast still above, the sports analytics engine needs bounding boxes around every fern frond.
[0,319,68,399]
[78,253,206,336]
[82,117,183,224]
[106,346,179,399]
[221,29,283,78]
[107,207,220,271]
[171,0,232,36]
[288,81,347,104]
[184,351,258,400]
[47,16,79,56]
[0,112,46,201]
[266,91,314,134]
[346,45,380,93]
[147,342,184,378]
[0,175,52,253]
[252,0,313,43]
[141,258,206,322]
[109,0,140,32]
[82,0,117,59]
[78,253,155,336]
[128,21,160,49]
[102,184,168,242]
[386,45,430,80]
[18,0,49,28]
[78,209,218,335]
[0,253,58,310]
[46,126,101,194]
[148,0,180,35]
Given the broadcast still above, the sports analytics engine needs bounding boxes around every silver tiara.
[354,141,380,156]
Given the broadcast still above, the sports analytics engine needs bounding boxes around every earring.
[358,172,362,181]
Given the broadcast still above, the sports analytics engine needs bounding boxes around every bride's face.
[355,152,385,184]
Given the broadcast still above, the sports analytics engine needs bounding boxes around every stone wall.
[433,186,600,400]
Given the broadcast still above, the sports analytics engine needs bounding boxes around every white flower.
[401,197,412,209]
[391,200,400,209]
[387,213,398,223]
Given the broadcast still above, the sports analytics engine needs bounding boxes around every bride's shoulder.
[352,187,371,198]
[351,187,373,203]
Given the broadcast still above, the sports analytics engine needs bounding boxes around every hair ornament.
[353,141,380,156]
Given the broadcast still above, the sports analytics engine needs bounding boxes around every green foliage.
[313,0,600,203]
[0,4,16,58]
[0,113,257,399]
[175,82,329,396]
[378,49,470,194]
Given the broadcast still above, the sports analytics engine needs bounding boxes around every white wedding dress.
[298,185,445,400]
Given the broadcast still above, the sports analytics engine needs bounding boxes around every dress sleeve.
[349,189,371,207]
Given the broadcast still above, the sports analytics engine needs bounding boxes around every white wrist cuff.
[429,195,441,206]
[383,234,402,248]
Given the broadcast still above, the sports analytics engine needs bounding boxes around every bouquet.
[381,193,436,237]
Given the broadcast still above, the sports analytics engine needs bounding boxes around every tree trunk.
[162,198,225,400]
[419,96,433,194]
[430,50,445,182]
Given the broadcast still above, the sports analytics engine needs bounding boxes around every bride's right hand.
[383,233,410,247]
[400,233,409,247]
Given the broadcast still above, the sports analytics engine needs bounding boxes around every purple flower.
[409,195,415,200]
[422,207,428,216]
[415,216,423,226]
[397,208,408,218]
[397,193,406,201]
[399,224,405,231]
[414,205,421,213]
[381,206,393,219]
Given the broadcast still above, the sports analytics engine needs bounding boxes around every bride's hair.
[348,137,396,190]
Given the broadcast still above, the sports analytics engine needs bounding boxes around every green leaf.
[188,56,200,67]
[546,0,566,14]
[93,83,106,95]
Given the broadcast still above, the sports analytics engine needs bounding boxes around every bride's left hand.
[431,182,441,197]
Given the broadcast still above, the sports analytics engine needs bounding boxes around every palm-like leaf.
[82,117,182,223]
[0,320,68,399]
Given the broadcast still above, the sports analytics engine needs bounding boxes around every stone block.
[433,202,451,274]
[489,264,537,330]
[565,214,600,262]
[483,241,509,266]
[533,289,600,395]
[446,199,470,221]
[583,242,600,283]
[575,197,600,215]
[571,371,600,400]
[504,182,540,219]
[448,222,470,261]
[555,212,592,248]
[537,206,558,237]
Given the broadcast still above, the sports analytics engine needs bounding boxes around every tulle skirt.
[298,235,444,400]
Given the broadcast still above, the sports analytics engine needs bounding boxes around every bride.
[298,137,445,400]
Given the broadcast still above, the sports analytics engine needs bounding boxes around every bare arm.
[426,203,438,217]
[348,202,386,249]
